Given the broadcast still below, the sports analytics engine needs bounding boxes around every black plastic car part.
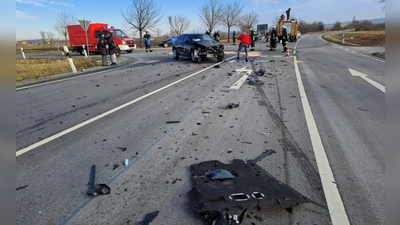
[187,159,309,224]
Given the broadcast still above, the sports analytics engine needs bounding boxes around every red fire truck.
[67,23,136,55]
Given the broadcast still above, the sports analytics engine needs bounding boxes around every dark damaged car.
[172,33,224,62]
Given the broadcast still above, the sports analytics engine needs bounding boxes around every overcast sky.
[16,0,385,40]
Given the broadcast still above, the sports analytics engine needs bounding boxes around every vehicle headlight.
[122,41,126,44]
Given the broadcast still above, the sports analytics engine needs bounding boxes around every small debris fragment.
[16,185,28,191]
[112,164,119,170]
[214,65,221,68]
[117,147,127,151]
[166,121,180,123]
[138,211,159,225]
[226,102,240,109]
[124,159,130,168]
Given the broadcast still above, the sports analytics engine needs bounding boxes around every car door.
[174,35,184,54]
[182,35,192,56]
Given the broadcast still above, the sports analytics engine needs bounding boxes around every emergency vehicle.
[67,23,136,55]
[277,19,299,42]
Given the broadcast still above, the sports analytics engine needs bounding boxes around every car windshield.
[189,34,214,42]
[111,29,129,38]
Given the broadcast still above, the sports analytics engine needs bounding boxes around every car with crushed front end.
[172,33,224,63]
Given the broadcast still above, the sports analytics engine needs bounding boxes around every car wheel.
[164,43,168,48]
[126,50,133,53]
[173,48,179,60]
[191,50,199,63]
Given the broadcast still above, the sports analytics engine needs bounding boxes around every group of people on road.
[98,30,118,66]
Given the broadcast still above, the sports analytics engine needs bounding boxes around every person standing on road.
[232,30,236,45]
[143,31,153,52]
[269,26,278,51]
[249,27,258,51]
[213,29,220,42]
[107,30,117,65]
[280,26,289,52]
[98,31,108,66]
[236,31,251,62]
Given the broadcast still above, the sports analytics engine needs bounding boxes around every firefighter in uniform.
[269,26,278,51]
[213,29,220,42]
[280,26,289,52]
[249,28,258,51]
[143,31,153,52]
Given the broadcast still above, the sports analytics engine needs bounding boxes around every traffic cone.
[285,48,290,57]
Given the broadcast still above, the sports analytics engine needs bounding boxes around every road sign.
[78,19,91,31]
[340,23,345,28]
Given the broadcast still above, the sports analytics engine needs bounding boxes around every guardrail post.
[63,46,77,73]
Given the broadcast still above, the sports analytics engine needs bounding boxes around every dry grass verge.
[323,31,385,46]
[16,57,102,82]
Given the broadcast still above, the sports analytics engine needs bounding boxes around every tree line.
[47,0,385,48]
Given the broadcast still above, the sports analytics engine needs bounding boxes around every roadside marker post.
[82,45,88,57]
[63,46,77,73]
[21,47,26,59]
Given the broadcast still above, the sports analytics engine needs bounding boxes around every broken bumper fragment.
[187,160,309,224]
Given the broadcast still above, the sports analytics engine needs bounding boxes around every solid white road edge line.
[16,57,234,157]
[294,56,350,225]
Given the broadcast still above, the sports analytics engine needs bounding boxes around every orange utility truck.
[67,23,136,55]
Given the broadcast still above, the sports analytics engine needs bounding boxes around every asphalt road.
[16,34,384,225]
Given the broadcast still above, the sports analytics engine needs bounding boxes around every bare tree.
[121,0,163,48]
[168,16,191,36]
[54,12,77,43]
[39,31,46,48]
[379,0,385,11]
[197,0,224,34]
[46,32,55,47]
[221,0,243,42]
[238,12,258,32]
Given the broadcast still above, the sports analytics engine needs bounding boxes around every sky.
[15,0,386,40]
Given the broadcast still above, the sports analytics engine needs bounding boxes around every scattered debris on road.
[117,147,127,151]
[248,78,265,85]
[138,210,159,225]
[16,185,28,191]
[253,150,276,163]
[166,121,181,123]
[226,102,240,109]
[187,160,308,224]
[86,165,111,196]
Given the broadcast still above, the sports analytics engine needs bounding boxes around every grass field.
[16,57,102,82]
[323,30,385,46]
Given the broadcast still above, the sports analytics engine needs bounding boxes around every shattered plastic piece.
[87,165,111,196]
[253,150,276,163]
[187,160,308,224]
[16,185,28,191]
[248,78,264,85]
[226,102,240,109]
[112,164,119,170]
[117,147,127,151]
[205,169,235,180]
[124,159,130,168]
[138,210,159,225]
[260,132,271,136]
[166,120,180,123]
